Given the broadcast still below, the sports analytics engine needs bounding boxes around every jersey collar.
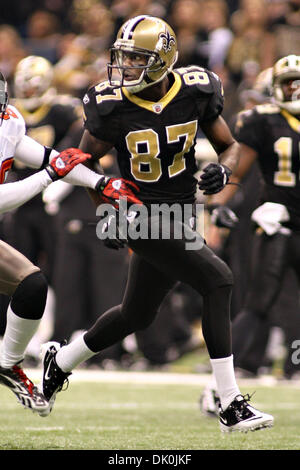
[122,72,182,114]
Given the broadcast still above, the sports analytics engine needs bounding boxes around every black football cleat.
[40,341,71,414]
[0,363,50,416]
[219,394,274,433]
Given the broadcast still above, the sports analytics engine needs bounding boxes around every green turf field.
[0,370,299,451]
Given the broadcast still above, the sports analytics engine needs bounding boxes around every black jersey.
[12,96,81,149]
[234,104,300,230]
[83,66,224,204]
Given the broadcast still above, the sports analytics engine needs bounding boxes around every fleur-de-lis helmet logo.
[158,30,176,53]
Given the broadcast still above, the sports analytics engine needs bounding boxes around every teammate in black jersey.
[233,55,300,378]
[41,15,273,432]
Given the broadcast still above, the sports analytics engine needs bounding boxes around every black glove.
[98,207,138,250]
[208,204,239,228]
[199,163,232,195]
[98,209,126,250]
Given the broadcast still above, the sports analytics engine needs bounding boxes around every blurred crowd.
[1,0,300,104]
[1,0,300,377]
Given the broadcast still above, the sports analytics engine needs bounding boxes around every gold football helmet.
[14,56,54,109]
[240,67,273,106]
[107,15,178,93]
[272,54,300,114]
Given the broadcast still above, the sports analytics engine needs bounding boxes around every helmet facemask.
[108,45,162,93]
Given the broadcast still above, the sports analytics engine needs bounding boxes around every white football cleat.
[219,394,274,433]
[199,386,220,418]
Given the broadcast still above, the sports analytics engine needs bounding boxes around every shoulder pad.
[175,66,220,95]
[234,108,254,129]
[236,104,280,128]
[4,105,24,122]
[2,105,26,138]
[84,81,123,116]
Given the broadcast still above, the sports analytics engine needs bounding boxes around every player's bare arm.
[79,129,113,206]
[202,115,240,174]
[199,116,241,196]
[79,129,141,208]
[209,142,258,206]
[79,129,114,160]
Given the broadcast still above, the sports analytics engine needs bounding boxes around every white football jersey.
[0,105,25,183]
[0,103,99,214]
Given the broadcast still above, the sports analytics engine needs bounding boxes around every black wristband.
[95,175,110,192]
[45,165,58,181]
[40,146,52,170]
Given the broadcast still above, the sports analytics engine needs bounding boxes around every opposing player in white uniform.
[0,71,142,416]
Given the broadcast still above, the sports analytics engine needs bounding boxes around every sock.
[0,305,41,368]
[55,333,94,372]
[207,373,217,390]
[210,355,240,410]
[26,286,55,359]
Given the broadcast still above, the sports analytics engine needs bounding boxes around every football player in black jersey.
[200,54,300,411]
[40,15,273,432]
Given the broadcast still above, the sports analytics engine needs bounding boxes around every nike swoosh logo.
[220,416,228,424]
[244,416,263,422]
[45,358,54,381]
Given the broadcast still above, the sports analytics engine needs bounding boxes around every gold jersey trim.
[122,72,182,113]
[13,102,51,126]
[280,109,300,134]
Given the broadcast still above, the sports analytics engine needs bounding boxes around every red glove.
[46,148,91,181]
[96,176,142,208]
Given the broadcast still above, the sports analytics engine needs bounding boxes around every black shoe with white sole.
[40,341,71,414]
[219,394,274,433]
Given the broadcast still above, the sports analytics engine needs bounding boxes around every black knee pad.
[11,271,48,320]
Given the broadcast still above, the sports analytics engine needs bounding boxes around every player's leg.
[283,232,300,379]
[127,223,241,412]
[41,214,273,429]
[130,220,273,431]
[40,252,176,408]
[0,240,49,414]
[233,231,289,375]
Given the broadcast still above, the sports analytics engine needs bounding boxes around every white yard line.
[26,368,300,388]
